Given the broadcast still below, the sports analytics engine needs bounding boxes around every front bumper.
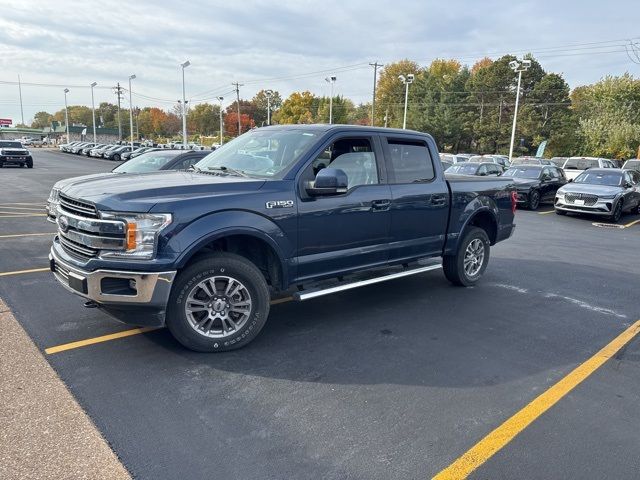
[49,245,176,327]
[0,155,29,164]
[554,197,614,215]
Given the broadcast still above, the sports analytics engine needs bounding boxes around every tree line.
[30,54,640,158]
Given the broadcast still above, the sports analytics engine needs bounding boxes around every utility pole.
[369,62,383,126]
[63,88,70,143]
[398,74,414,130]
[217,96,224,146]
[508,59,531,161]
[265,89,273,126]
[90,82,97,144]
[325,76,336,124]
[128,75,136,148]
[180,60,190,147]
[114,83,123,141]
[17,74,24,126]
[232,82,243,136]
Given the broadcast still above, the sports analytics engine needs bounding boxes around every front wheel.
[610,200,623,223]
[113,154,121,162]
[443,227,491,287]
[167,252,270,352]
[26,159,33,168]
[528,190,540,210]
[555,208,567,216]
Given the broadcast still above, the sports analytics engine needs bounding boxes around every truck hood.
[61,171,266,212]
[54,172,115,190]
[558,183,622,196]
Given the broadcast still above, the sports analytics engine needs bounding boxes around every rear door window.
[385,139,435,183]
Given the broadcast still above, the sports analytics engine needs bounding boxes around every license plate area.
[574,199,585,206]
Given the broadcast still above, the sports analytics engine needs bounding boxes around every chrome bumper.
[49,247,176,306]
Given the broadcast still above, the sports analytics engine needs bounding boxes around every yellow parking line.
[0,232,55,239]
[45,327,159,354]
[624,219,640,228]
[433,318,640,480]
[537,210,555,215]
[0,206,45,211]
[0,213,47,218]
[0,267,50,277]
[0,202,44,206]
[44,296,295,354]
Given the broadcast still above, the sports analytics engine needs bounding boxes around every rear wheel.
[113,154,121,162]
[443,227,490,287]
[167,252,270,352]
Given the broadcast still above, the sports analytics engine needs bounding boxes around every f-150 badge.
[266,200,294,209]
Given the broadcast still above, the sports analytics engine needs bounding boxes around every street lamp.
[398,74,414,130]
[217,96,224,146]
[128,75,136,148]
[325,76,336,124]
[90,82,97,143]
[180,60,190,147]
[63,88,70,143]
[508,58,531,161]
[265,89,273,126]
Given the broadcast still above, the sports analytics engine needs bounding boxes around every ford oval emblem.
[58,215,69,233]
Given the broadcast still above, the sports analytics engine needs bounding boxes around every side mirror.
[568,178,573,182]
[305,168,348,196]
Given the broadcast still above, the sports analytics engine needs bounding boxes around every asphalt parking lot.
[1,149,639,479]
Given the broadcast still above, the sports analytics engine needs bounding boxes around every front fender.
[170,210,292,282]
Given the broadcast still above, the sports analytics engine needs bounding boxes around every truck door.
[382,136,449,261]
[295,135,391,282]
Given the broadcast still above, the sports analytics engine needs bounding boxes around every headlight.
[598,194,616,199]
[47,187,61,203]
[99,212,172,260]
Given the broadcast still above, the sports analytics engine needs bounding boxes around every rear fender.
[444,195,499,255]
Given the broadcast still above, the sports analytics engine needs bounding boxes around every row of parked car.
[59,141,213,162]
[440,153,640,222]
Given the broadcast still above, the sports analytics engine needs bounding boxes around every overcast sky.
[1,0,638,124]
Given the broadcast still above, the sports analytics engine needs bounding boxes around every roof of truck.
[258,124,426,135]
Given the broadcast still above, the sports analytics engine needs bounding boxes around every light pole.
[325,76,336,124]
[128,75,136,148]
[63,88,70,143]
[508,58,531,161]
[265,89,273,126]
[90,82,97,143]
[398,74,414,130]
[181,60,190,147]
[217,96,224,146]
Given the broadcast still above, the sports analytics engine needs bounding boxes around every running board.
[294,263,442,301]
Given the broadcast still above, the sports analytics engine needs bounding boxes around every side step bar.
[294,263,442,301]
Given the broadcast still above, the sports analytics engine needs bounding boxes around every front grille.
[59,233,99,259]
[565,193,597,206]
[54,261,70,281]
[59,194,98,218]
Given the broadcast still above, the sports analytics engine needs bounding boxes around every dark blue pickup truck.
[49,125,516,351]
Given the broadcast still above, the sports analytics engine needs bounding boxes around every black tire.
[528,190,540,210]
[610,200,623,223]
[555,209,567,216]
[443,227,491,287]
[113,154,121,162]
[26,159,33,168]
[166,252,270,352]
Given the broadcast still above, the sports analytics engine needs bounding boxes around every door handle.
[431,194,447,206]
[372,199,391,211]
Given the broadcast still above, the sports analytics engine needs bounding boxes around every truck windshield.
[195,129,319,178]
[0,141,23,148]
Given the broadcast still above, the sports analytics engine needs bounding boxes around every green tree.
[313,96,355,124]
[31,111,53,128]
[188,103,220,135]
[251,90,283,126]
[272,91,316,124]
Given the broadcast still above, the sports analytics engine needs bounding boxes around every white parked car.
[562,157,617,181]
[439,153,467,164]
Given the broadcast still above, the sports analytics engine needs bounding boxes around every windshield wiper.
[206,165,248,177]
[188,165,203,172]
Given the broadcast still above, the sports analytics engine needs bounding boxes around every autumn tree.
[224,111,255,137]
[374,60,421,128]
[272,91,316,124]
[188,103,220,135]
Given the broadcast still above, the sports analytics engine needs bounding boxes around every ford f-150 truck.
[49,125,516,351]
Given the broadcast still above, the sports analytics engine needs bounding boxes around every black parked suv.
[0,141,33,168]
[502,165,567,210]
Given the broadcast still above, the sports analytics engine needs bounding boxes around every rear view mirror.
[305,168,348,196]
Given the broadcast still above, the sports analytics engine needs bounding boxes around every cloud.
[0,0,637,123]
